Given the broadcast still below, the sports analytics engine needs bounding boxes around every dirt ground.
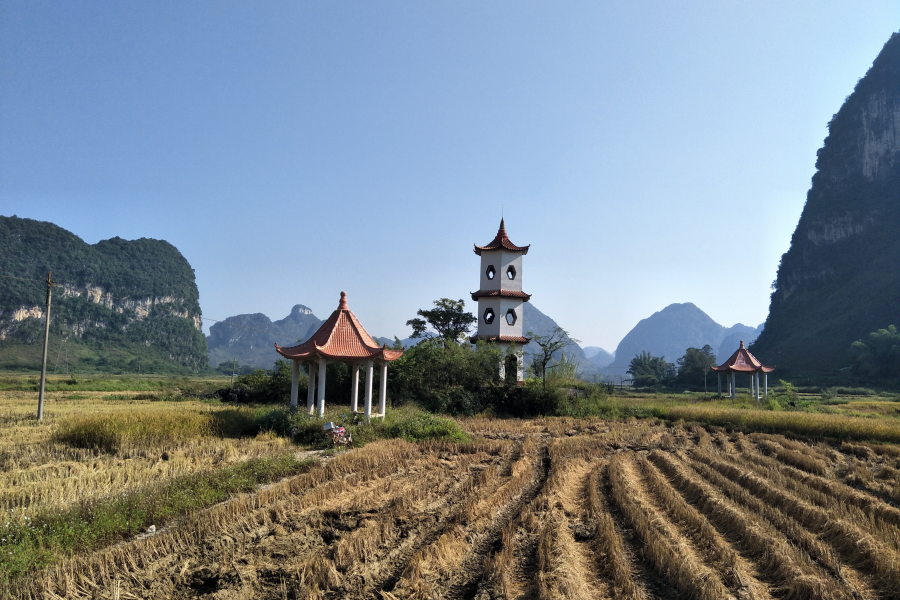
[14,418,900,600]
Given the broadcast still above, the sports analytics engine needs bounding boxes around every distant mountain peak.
[602,302,760,377]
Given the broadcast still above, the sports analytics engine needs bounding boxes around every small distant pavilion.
[711,340,775,401]
[275,292,403,420]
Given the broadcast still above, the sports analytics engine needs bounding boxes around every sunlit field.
[1,375,899,599]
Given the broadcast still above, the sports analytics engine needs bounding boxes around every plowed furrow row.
[532,458,607,599]
[694,449,900,596]
[637,455,773,600]
[16,439,427,599]
[444,443,550,600]
[585,462,645,600]
[333,442,526,600]
[731,442,900,550]
[608,452,730,600]
[649,450,855,600]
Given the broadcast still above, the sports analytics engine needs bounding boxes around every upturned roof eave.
[470,289,532,301]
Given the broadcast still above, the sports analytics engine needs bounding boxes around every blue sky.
[1,2,898,351]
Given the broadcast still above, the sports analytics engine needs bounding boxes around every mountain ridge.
[0,216,206,373]
[601,302,762,377]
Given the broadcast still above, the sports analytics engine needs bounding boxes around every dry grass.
[663,404,900,443]
[649,450,849,599]
[608,452,730,600]
[5,395,900,600]
[585,463,643,599]
[694,449,900,594]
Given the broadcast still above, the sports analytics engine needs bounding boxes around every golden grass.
[7,392,900,599]
[0,393,291,526]
[52,408,215,453]
[663,405,900,443]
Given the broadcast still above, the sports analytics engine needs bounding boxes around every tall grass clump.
[53,410,215,453]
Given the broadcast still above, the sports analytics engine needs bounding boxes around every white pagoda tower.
[470,219,531,385]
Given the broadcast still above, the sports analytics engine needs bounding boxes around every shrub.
[381,410,468,443]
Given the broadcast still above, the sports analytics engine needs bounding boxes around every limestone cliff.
[752,32,900,374]
[0,216,206,373]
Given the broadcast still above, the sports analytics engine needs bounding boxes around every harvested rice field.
[7,411,900,600]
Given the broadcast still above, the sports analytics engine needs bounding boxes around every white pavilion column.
[307,361,316,415]
[730,372,736,400]
[755,372,761,400]
[379,362,388,418]
[350,363,360,413]
[765,372,768,397]
[717,372,721,398]
[290,360,299,411]
[317,358,327,418]
[364,359,374,421]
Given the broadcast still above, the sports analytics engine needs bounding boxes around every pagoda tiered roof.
[275,292,403,363]
[470,289,532,301]
[469,334,531,344]
[711,340,774,373]
[474,218,530,255]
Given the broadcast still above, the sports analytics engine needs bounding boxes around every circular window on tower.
[483,308,495,324]
[486,265,496,280]
[505,309,517,326]
[506,265,517,280]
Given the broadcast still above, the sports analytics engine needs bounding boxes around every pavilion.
[275,291,403,420]
[710,340,774,401]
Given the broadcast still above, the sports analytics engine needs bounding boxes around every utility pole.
[37,271,55,421]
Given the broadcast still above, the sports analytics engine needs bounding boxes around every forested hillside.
[0,216,206,373]
[753,32,900,375]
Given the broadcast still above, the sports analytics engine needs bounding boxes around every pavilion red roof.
[275,292,403,363]
[474,219,530,255]
[711,340,774,373]
[470,289,532,301]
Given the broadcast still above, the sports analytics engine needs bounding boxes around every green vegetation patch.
[274,405,470,447]
[0,453,314,581]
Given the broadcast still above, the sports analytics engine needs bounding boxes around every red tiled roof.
[474,218,530,255]
[710,340,774,373]
[275,292,404,363]
[470,289,532,301]
[469,334,531,344]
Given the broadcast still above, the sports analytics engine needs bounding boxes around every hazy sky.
[2,2,898,351]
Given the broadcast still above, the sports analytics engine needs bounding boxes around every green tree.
[406,299,477,346]
[676,345,717,387]
[527,327,579,388]
[627,351,672,387]
[388,337,506,415]
[850,325,900,381]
